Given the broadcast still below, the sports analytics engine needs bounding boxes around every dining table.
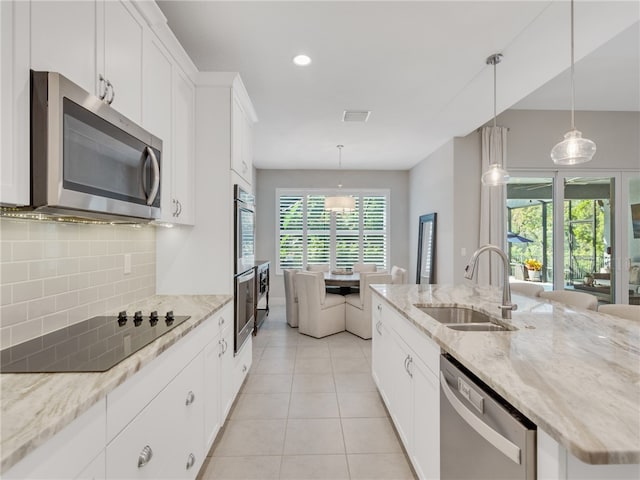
[323,271,360,293]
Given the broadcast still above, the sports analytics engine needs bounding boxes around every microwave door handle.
[145,147,160,206]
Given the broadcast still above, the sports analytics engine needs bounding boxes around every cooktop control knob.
[165,311,175,326]
[149,311,159,326]
[117,311,127,327]
[133,311,143,327]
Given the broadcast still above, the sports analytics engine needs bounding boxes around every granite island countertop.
[0,294,232,474]
[372,283,640,465]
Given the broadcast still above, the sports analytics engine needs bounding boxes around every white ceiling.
[157,1,639,170]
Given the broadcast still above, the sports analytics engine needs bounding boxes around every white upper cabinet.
[171,67,196,225]
[231,93,254,185]
[30,1,98,95]
[1,1,30,206]
[98,0,144,123]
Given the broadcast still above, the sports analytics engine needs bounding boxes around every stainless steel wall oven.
[234,268,255,353]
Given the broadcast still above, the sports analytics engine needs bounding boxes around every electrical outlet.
[124,254,131,275]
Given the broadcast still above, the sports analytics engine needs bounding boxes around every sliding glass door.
[623,173,640,305]
[507,176,554,289]
[561,176,615,304]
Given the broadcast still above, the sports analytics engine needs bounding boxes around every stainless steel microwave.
[29,71,162,222]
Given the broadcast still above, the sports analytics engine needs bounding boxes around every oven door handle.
[237,270,255,282]
[440,372,521,465]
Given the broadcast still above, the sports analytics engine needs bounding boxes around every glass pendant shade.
[481,163,510,186]
[550,129,596,165]
[324,195,355,213]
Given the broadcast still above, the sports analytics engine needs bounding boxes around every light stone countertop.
[372,283,640,465]
[0,294,232,474]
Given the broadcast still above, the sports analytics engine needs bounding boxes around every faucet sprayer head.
[464,263,475,280]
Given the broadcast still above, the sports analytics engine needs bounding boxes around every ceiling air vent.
[342,110,371,123]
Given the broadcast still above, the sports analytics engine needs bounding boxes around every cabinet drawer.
[106,353,204,479]
[391,307,440,376]
[106,314,216,441]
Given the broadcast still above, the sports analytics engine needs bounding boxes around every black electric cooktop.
[0,311,190,373]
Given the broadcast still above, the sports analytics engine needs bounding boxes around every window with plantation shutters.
[277,189,389,273]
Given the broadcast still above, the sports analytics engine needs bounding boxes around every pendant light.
[550,0,596,165]
[481,53,510,186]
[324,145,355,213]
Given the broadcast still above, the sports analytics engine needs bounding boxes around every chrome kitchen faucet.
[464,244,517,319]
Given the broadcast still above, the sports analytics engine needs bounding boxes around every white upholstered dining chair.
[538,290,598,311]
[353,263,377,273]
[345,272,392,339]
[306,264,330,272]
[509,282,544,298]
[390,265,407,284]
[283,269,299,327]
[296,271,346,338]
[597,304,640,321]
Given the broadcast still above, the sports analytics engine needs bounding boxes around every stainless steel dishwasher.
[440,354,536,480]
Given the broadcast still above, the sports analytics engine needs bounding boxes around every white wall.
[500,109,640,171]
[408,140,455,284]
[255,169,410,300]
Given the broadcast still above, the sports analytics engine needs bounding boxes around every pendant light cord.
[337,145,344,189]
[493,59,497,128]
[570,0,575,130]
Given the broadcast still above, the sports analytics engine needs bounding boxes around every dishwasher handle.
[440,372,521,465]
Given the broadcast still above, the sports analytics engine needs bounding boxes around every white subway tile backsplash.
[78,256,99,273]
[91,241,108,256]
[11,318,43,344]
[57,258,79,276]
[44,241,68,259]
[42,311,69,333]
[28,296,56,319]
[1,285,12,306]
[1,242,11,262]
[55,291,79,311]
[29,259,59,280]
[0,303,27,327]
[13,280,44,303]
[44,277,69,296]
[1,262,28,283]
[70,241,91,257]
[12,241,43,261]
[1,219,156,347]
[78,286,99,305]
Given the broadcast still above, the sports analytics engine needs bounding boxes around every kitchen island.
[0,294,238,477]
[372,283,639,473]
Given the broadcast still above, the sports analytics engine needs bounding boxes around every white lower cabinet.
[371,293,440,480]
[106,354,204,479]
[4,399,106,480]
[219,322,236,421]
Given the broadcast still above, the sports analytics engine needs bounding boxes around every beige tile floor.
[197,306,416,480]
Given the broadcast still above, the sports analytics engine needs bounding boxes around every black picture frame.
[416,213,437,284]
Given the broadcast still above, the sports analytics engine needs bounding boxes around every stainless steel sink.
[447,323,513,332]
[415,305,516,332]
[416,306,492,324]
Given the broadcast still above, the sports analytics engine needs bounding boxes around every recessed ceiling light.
[293,54,311,66]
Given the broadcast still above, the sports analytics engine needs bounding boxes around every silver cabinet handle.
[406,356,413,378]
[98,74,107,100]
[172,199,178,216]
[242,364,247,373]
[377,304,382,312]
[403,355,409,373]
[439,372,521,464]
[375,320,382,336]
[106,79,115,104]
[223,338,228,354]
[145,147,160,206]
[185,453,196,470]
[185,390,195,406]
[176,199,182,217]
[218,316,225,326]
[137,445,153,468]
